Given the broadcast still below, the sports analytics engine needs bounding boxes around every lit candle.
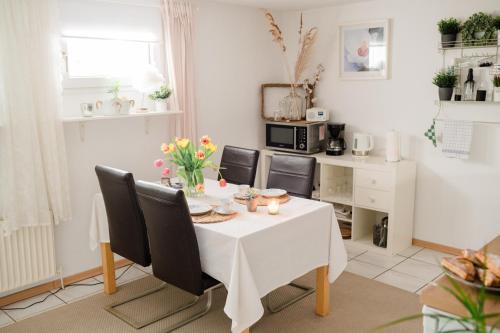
[267,199,280,215]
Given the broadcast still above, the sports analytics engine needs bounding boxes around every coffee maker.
[326,123,346,156]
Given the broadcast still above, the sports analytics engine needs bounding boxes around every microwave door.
[266,124,295,150]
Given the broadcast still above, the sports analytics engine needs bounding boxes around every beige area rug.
[0,272,422,333]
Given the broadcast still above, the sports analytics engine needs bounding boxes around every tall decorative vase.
[284,90,304,121]
[180,169,204,197]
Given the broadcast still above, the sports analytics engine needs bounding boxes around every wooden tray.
[234,194,290,206]
[192,210,238,224]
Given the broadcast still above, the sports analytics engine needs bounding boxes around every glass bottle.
[463,68,475,101]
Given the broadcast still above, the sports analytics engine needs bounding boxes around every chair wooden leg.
[100,243,117,295]
[315,265,330,316]
[242,329,250,333]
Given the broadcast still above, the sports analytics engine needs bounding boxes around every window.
[62,36,161,88]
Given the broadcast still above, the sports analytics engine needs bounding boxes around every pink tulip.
[161,168,171,177]
[154,159,164,168]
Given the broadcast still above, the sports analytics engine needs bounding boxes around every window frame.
[61,35,163,90]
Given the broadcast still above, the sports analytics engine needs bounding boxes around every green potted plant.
[494,16,500,45]
[437,18,461,48]
[96,81,135,116]
[375,277,500,333]
[149,85,172,113]
[493,75,500,102]
[433,68,458,101]
[461,12,496,46]
[244,188,259,212]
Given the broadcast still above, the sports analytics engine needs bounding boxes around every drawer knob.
[371,179,377,185]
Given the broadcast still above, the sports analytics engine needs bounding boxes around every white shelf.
[337,216,352,223]
[62,110,182,123]
[321,195,352,206]
[352,235,388,254]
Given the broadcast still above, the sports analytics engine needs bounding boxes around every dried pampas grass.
[294,27,318,83]
[265,12,286,52]
[264,10,319,85]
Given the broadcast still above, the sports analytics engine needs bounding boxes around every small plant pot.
[474,31,486,40]
[494,87,500,102]
[246,198,258,212]
[441,33,457,48]
[476,90,487,102]
[154,100,168,113]
[438,87,453,101]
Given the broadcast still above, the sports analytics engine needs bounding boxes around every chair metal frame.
[264,282,315,313]
[105,283,221,331]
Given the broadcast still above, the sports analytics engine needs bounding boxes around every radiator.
[0,225,56,293]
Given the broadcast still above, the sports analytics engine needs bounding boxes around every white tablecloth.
[90,179,347,332]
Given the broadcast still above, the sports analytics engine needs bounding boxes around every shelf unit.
[261,149,417,255]
[62,110,183,141]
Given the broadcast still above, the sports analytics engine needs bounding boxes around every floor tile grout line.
[371,256,411,280]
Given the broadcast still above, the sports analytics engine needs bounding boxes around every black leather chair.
[135,181,221,332]
[219,145,260,187]
[265,154,317,312]
[95,165,166,329]
[266,154,316,199]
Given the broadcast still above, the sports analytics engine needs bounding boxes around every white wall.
[194,1,280,180]
[278,0,500,249]
[55,0,281,276]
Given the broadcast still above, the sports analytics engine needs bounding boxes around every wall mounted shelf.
[433,101,500,124]
[62,110,183,141]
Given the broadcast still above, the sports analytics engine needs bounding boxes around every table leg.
[100,243,117,295]
[242,329,250,333]
[315,265,330,316]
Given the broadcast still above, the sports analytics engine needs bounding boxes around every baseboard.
[412,238,461,256]
[0,259,132,308]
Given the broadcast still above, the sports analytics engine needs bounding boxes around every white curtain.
[161,0,198,141]
[0,0,72,234]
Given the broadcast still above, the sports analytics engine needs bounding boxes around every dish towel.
[441,120,473,159]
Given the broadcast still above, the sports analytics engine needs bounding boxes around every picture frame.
[260,83,314,121]
[339,19,390,80]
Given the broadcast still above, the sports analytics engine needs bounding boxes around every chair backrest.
[135,181,205,296]
[95,165,151,267]
[266,154,316,199]
[219,145,260,187]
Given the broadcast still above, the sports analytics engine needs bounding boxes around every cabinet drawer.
[354,187,391,211]
[355,169,393,191]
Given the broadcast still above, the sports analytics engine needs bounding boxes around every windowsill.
[62,110,182,123]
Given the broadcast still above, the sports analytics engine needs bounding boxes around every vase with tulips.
[154,135,220,197]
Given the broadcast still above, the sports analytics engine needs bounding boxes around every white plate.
[188,202,212,216]
[260,188,287,198]
[214,206,236,215]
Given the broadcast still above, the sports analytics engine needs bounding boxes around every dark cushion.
[95,165,151,267]
[135,181,217,296]
[266,154,316,199]
[219,145,260,187]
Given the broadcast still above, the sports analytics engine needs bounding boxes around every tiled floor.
[344,240,449,293]
[0,243,450,328]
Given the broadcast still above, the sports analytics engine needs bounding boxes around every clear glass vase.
[180,169,204,197]
[284,90,304,121]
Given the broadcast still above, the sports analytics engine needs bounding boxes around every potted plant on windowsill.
[433,68,458,101]
[438,17,461,48]
[149,85,172,113]
[493,75,500,102]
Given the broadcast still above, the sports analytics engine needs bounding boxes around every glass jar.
[283,90,304,121]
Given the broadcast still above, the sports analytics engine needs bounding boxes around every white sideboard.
[260,149,417,256]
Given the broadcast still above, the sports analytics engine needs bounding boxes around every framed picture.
[260,83,314,121]
[339,19,390,80]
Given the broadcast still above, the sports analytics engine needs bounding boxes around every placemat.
[234,194,290,206]
[191,210,238,224]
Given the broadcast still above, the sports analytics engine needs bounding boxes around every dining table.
[89,178,348,333]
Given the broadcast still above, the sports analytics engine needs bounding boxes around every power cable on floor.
[0,264,135,311]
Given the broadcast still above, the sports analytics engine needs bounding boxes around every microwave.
[265,121,326,154]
